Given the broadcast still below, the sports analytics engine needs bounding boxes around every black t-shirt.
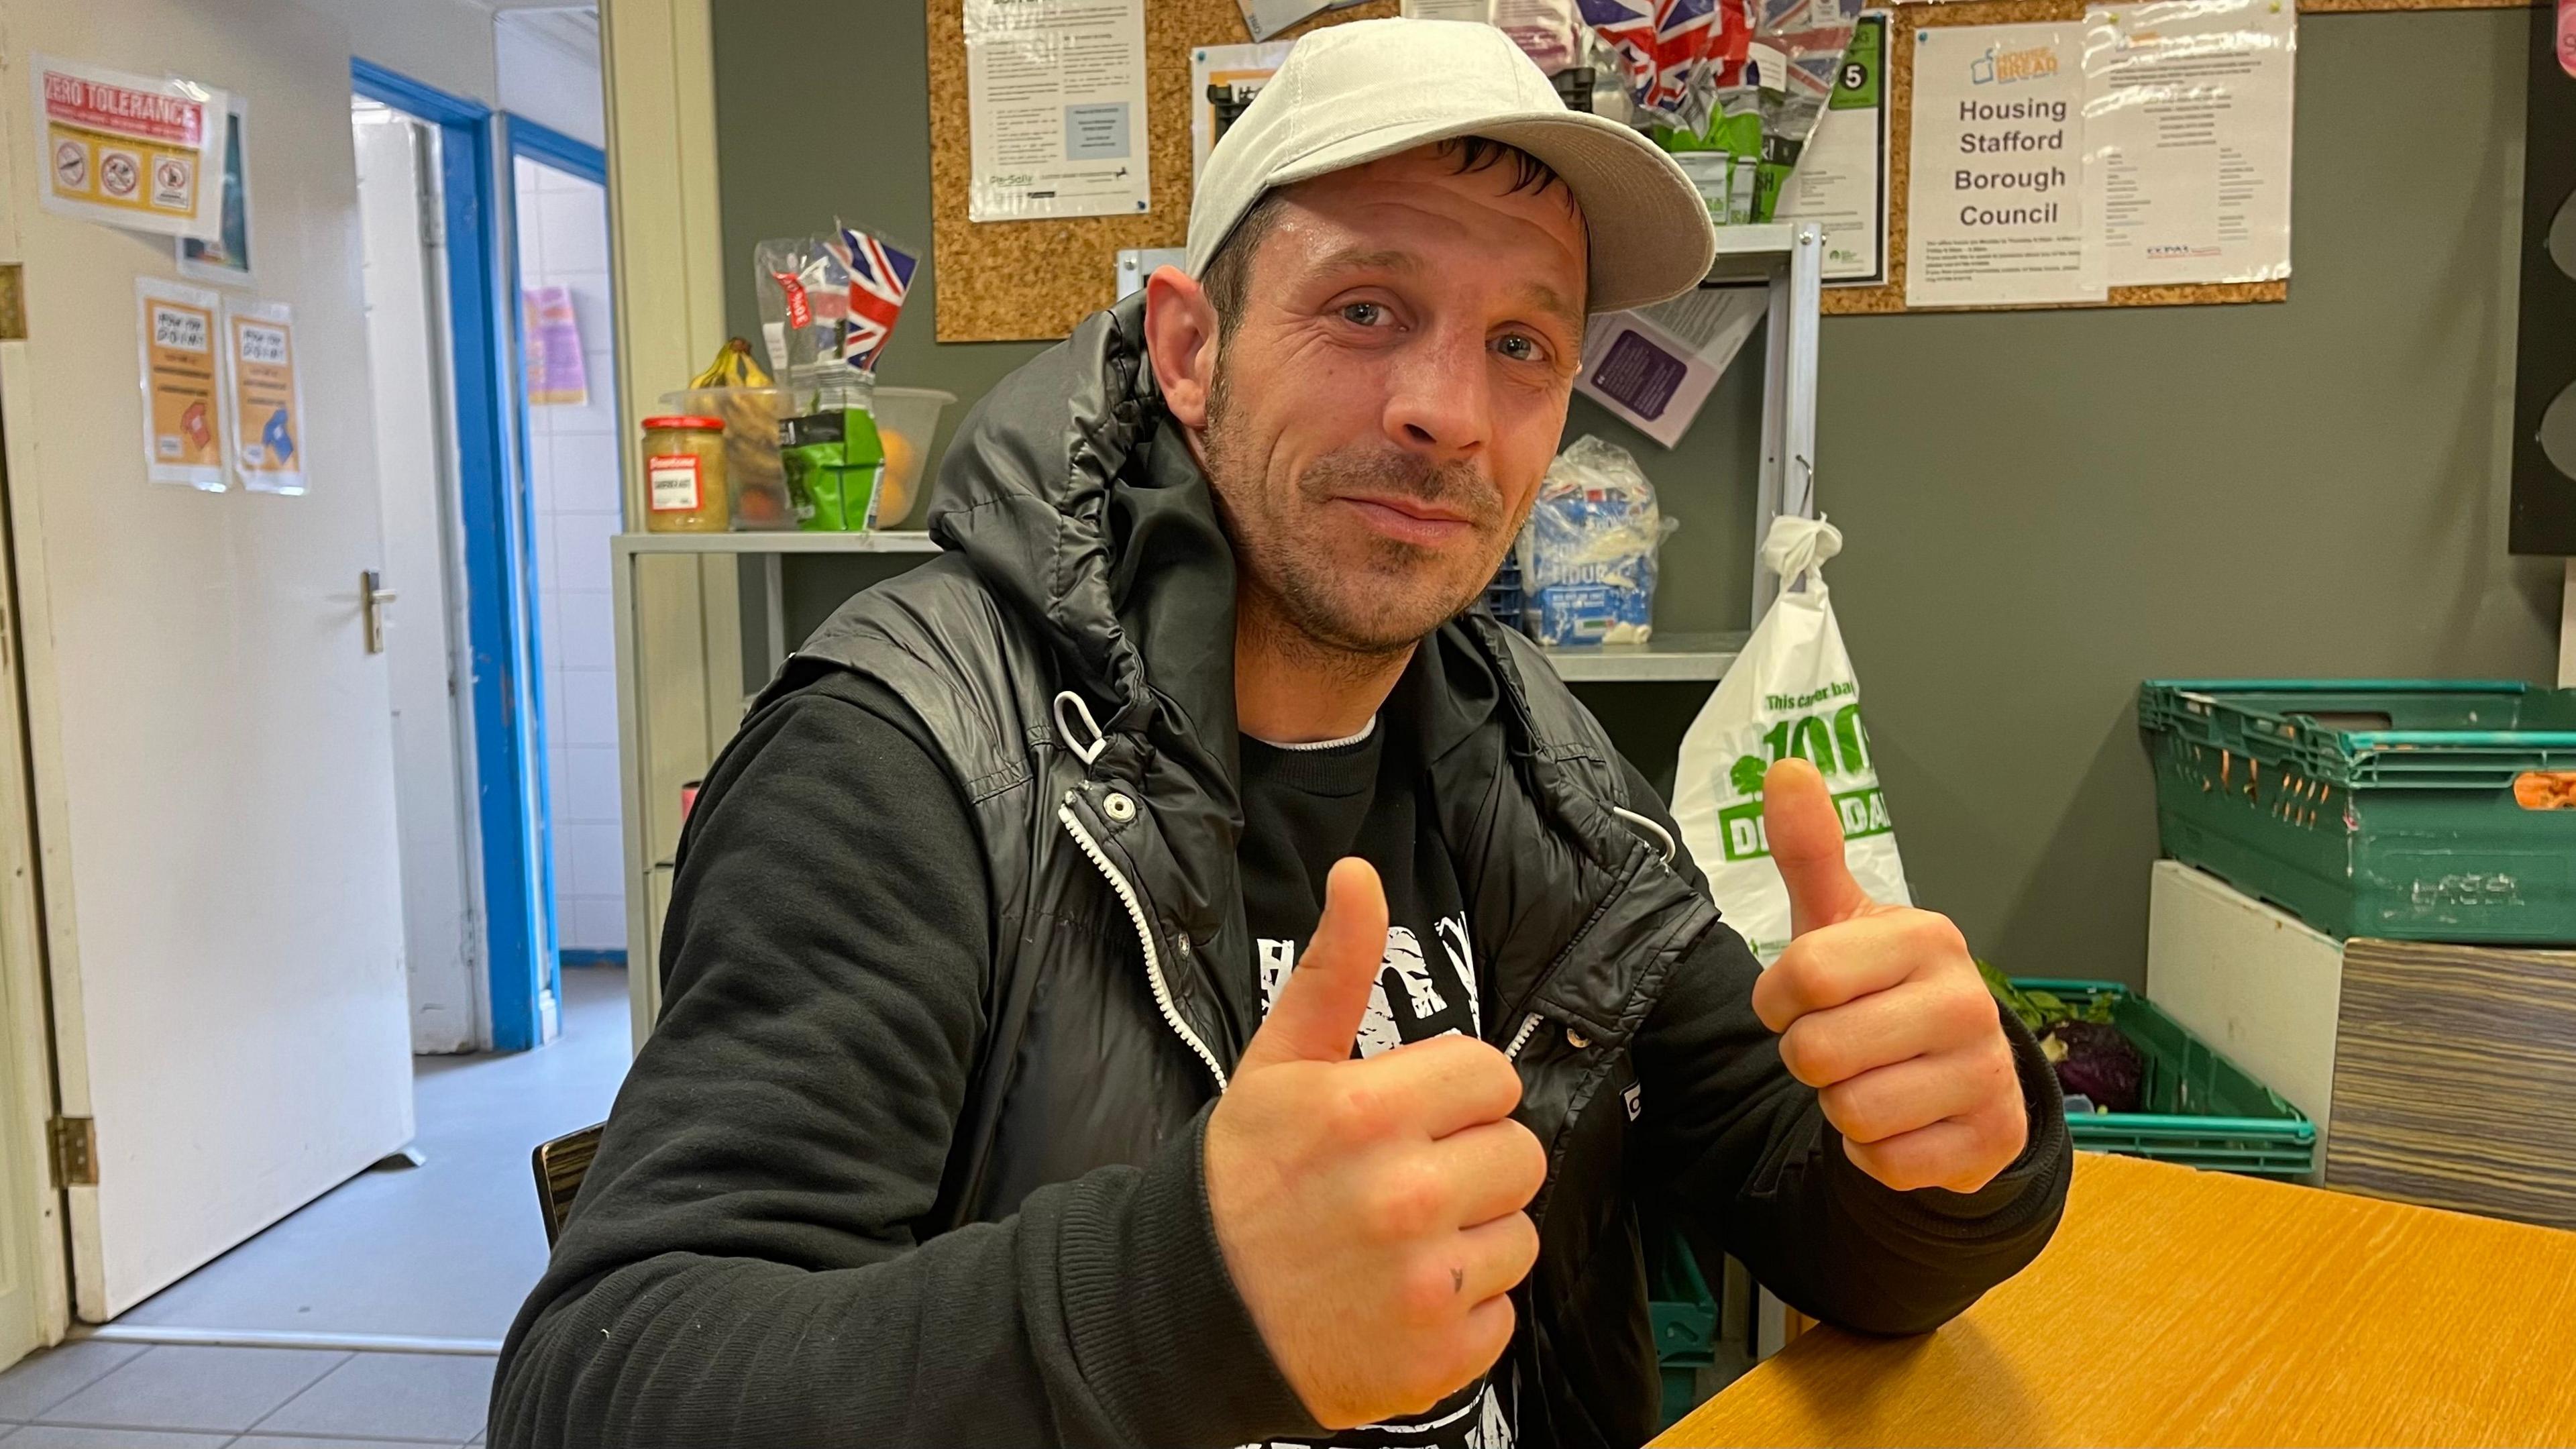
[1235,722,1513,1449]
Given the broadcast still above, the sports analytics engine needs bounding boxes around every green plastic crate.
[2138,680,2576,944]
[2015,977,2314,1178]
[1646,1219,1719,1430]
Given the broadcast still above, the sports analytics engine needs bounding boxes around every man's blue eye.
[1497,334,1538,361]
[1341,302,1383,325]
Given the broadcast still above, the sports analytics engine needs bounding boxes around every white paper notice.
[1573,288,1768,449]
[2084,0,2296,285]
[964,0,1150,222]
[1776,14,1890,284]
[1904,21,2104,307]
[1238,0,1338,42]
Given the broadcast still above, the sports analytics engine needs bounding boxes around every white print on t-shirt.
[1258,914,1480,1058]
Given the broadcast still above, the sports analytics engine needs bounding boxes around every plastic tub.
[867,386,955,529]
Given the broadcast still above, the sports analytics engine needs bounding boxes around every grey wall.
[710,5,2561,986]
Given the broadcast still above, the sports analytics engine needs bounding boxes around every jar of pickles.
[640,415,730,533]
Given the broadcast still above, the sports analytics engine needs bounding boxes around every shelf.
[1701,223,1797,286]
[614,530,942,555]
[1539,631,1745,683]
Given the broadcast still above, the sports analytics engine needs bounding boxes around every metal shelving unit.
[1542,631,1746,683]
[614,530,941,555]
[1707,221,1825,623]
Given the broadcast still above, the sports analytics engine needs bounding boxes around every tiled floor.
[0,1342,490,1445]
[117,966,633,1344]
[7,965,638,1442]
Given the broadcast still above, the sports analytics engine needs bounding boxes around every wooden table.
[1654,1152,2576,1447]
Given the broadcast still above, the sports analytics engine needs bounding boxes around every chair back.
[533,1122,606,1246]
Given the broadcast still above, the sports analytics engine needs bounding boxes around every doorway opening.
[347,59,554,1056]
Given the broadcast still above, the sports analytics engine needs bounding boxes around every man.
[492,19,2070,1449]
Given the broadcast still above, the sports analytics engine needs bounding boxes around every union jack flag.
[830,225,917,374]
[1576,0,1731,120]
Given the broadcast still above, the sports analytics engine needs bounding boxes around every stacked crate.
[2139,682,2576,1230]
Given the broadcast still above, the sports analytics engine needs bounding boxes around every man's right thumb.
[1238,857,1387,1072]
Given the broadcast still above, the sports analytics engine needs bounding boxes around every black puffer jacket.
[492,295,2071,1449]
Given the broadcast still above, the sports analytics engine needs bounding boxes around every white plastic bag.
[1670,515,1909,961]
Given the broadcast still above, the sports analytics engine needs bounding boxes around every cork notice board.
[1823,0,2284,315]
[928,0,1397,341]
[930,0,2532,338]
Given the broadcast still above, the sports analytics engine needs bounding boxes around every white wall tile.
[545,377,621,439]
[543,747,572,835]
[526,429,559,512]
[552,515,614,594]
[537,186,608,273]
[539,590,564,667]
[569,895,629,953]
[564,819,624,896]
[557,663,618,745]
[562,745,621,824]
[548,811,577,896]
[550,434,621,515]
[555,591,615,671]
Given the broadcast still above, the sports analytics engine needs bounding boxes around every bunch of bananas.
[686,338,788,526]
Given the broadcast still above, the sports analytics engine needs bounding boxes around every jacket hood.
[924,294,1240,757]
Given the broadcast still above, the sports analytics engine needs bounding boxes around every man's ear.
[1143,266,1220,432]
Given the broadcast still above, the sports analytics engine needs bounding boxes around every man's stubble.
[1199,358,1525,679]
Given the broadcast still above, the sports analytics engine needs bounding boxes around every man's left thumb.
[1764,758,1874,937]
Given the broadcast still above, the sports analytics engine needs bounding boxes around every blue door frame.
[354,60,555,1052]
[500,114,611,1018]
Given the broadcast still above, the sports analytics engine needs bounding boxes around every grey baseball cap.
[1184,17,1717,313]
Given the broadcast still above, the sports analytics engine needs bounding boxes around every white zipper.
[1058,801,1230,1093]
[1503,1010,1544,1062]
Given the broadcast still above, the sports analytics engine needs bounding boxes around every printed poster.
[136,278,225,490]
[223,300,305,495]
[36,55,229,240]
[963,0,1151,221]
[178,95,254,286]
[1904,21,2104,307]
[1774,14,1890,285]
[2083,0,2296,286]
[1190,41,1294,180]
[522,286,590,406]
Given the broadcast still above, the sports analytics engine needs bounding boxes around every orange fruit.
[877,430,918,524]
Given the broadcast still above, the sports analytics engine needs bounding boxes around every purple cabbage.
[2047,1021,2143,1114]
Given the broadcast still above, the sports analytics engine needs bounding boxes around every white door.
[357,105,484,1056]
[0,0,415,1320]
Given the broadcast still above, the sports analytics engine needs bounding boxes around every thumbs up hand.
[1750,761,2027,1195]
[1206,859,1545,1430]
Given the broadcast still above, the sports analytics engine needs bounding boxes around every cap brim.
[1268,109,1717,314]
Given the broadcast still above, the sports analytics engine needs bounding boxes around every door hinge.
[46,1117,95,1187]
[0,265,24,341]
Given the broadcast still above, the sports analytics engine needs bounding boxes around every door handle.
[362,570,399,655]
